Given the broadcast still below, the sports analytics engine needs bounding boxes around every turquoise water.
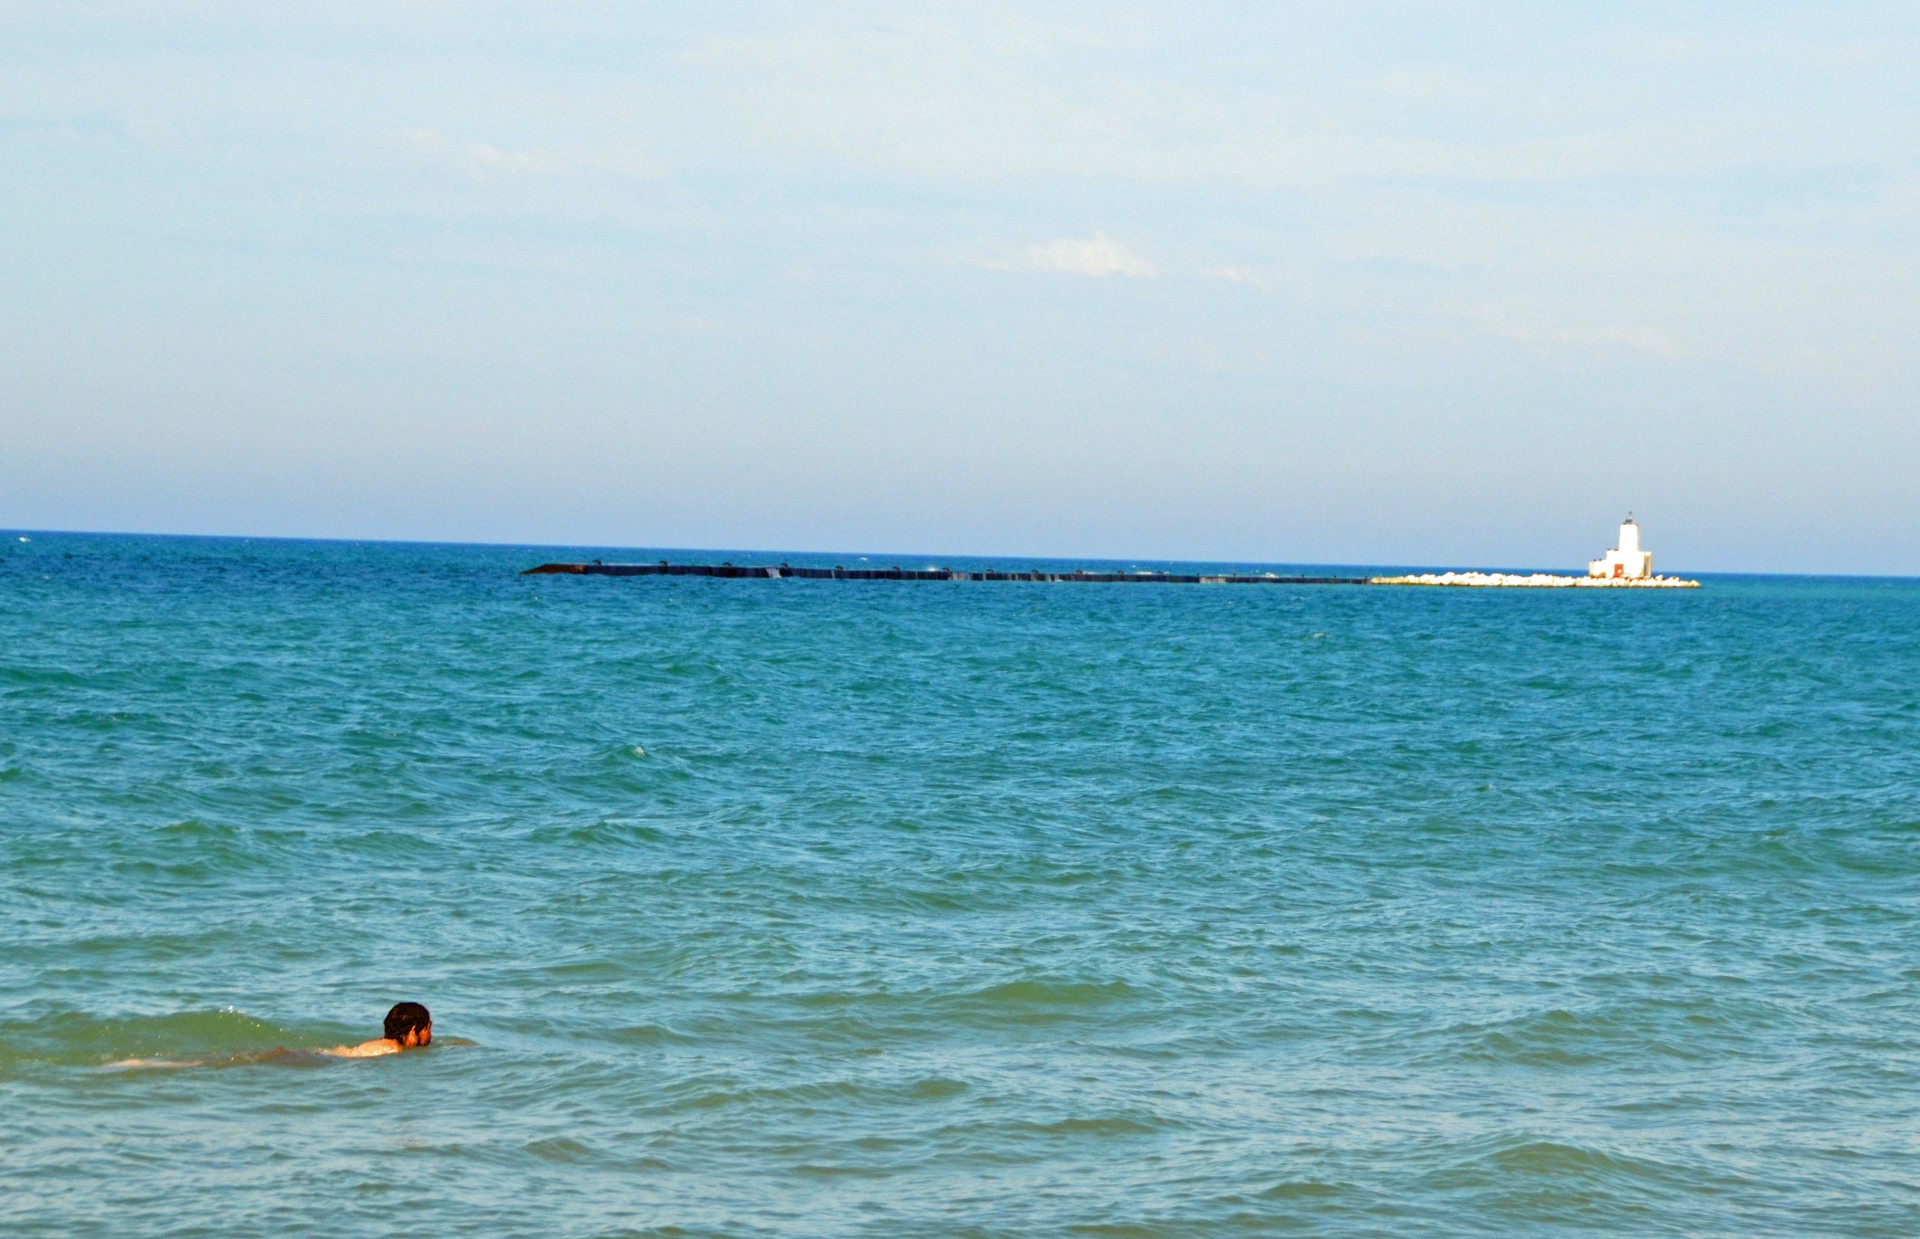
[4,531,1918,1237]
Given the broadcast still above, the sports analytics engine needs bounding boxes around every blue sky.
[3,3,1915,572]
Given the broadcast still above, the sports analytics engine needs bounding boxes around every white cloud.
[464,141,569,174]
[1478,313,1683,360]
[1206,265,1268,291]
[1008,232,1158,278]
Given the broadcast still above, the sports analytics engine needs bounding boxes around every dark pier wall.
[524,562,1369,586]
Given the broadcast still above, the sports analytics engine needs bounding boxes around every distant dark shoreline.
[524,560,1372,586]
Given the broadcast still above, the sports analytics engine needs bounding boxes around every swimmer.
[327,1001,432,1057]
[102,1003,437,1069]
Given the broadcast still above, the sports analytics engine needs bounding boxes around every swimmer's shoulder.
[325,1039,400,1058]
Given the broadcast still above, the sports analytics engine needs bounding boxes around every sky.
[2,2,1916,573]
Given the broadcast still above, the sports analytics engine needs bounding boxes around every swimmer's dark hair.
[384,1002,431,1042]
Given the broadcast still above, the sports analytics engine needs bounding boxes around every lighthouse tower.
[1588,515,1654,579]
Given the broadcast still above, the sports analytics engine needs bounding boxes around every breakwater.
[524,561,1370,584]
[1371,571,1700,588]
[522,561,1702,587]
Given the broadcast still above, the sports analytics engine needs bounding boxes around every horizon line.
[4,524,1912,581]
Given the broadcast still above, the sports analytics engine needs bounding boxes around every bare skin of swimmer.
[328,1022,431,1057]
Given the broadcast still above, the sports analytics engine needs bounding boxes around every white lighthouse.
[1588,514,1653,580]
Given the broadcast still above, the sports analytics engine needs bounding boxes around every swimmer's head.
[383,1002,432,1048]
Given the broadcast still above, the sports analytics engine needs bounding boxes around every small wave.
[917,976,1148,1030]
[909,1076,968,1101]
[924,1108,1180,1155]
[0,1008,336,1072]
[1435,999,1741,1069]
[880,885,975,912]
[1026,1114,1167,1137]
[1414,1130,1725,1204]
[665,1076,871,1113]
[944,975,1136,1021]
[1466,1137,1712,1190]
[155,818,240,838]
[1494,1138,1650,1177]
[1446,1008,1620,1068]
[1255,1179,1345,1200]
[964,977,1143,1007]
[532,818,673,847]
[791,1161,895,1179]
[523,1136,597,1164]
[603,1022,703,1047]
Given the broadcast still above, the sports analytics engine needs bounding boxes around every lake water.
[3,532,1917,1236]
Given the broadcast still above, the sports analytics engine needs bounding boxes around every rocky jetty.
[1369,571,1699,588]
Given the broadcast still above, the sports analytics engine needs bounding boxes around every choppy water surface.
[3,533,1918,1236]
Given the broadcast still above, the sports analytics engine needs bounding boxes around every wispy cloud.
[463,141,569,174]
[1205,265,1268,291]
[1478,312,1683,360]
[1005,232,1159,278]
[399,129,662,179]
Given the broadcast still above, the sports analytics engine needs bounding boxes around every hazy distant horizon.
[10,522,1912,580]
[5,5,1915,575]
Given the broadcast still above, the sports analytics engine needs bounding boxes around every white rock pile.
[1369,571,1699,588]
